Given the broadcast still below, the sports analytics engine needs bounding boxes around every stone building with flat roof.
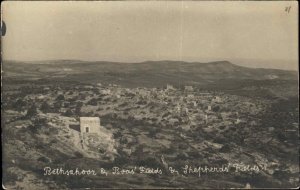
[80,117,101,134]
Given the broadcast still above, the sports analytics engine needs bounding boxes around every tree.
[212,105,220,112]
[148,127,161,138]
[87,98,98,106]
[133,144,144,160]
[53,102,62,112]
[64,109,74,117]
[75,103,82,115]
[40,101,51,113]
[13,99,26,111]
[56,94,65,101]
[26,104,38,118]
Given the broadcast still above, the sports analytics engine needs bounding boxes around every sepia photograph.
[1,1,299,189]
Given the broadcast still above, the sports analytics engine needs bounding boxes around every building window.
[86,127,89,133]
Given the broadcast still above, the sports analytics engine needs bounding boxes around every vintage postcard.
[1,1,299,189]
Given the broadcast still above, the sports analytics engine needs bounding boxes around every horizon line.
[2,58,298,71]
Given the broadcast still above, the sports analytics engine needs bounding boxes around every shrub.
[40,102,51,113]
[213,136,226,144]
[212,105,220,112]
[13,99,27,111]
[37,156,50,163]
[188,151,203,159]
[113,131,122,138]
[87,98,98,106]
[178,143,189,150]
[56,94,65,101]
[74,151,83,158]
[28,125,38,134]
[114,156,130,166]
[136,157,163,168]
[2,170,19,185]
[26,105,38,118]
[177,152,188,160]
[148,128,161,138]
[64,109,74,117]
[219,144,231,153]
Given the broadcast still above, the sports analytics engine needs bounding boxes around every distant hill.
[2,60,298,88]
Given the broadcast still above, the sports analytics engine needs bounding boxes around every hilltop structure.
[80,117,101,134]
[78,117,117,159]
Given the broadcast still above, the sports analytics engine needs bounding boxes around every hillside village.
[2,80,299,189]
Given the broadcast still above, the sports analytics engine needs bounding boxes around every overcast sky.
[1,1,298,70]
